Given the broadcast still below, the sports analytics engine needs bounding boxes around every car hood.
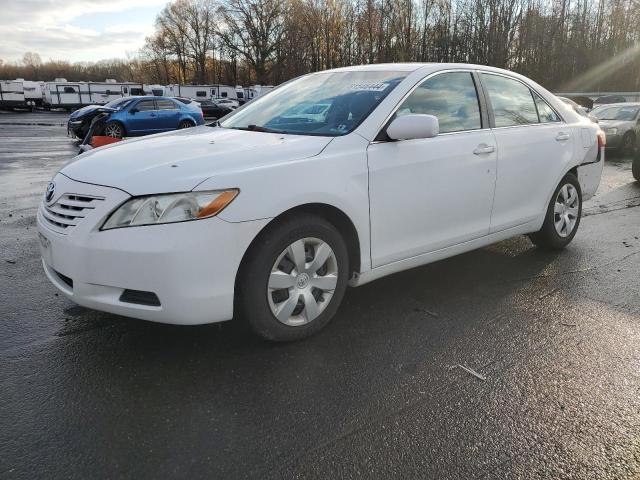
[70,104,116,120]
[60,126,334,195]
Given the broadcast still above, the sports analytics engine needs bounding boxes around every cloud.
[0,0,163,63]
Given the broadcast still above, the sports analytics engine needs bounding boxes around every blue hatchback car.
[68,96,205,139]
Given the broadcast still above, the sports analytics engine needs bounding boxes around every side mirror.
[386,114,439,140]
[129,108,138,114]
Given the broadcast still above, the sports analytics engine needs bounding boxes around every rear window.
[156,99,178,110]
[482,74,538,127]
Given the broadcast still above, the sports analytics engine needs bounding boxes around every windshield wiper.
[231,124,285,134]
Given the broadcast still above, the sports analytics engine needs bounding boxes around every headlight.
[101,189,238,230]
[603,127,618,135]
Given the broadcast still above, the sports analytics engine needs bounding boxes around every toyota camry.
[38,63,605,341]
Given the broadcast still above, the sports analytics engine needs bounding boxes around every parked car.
[557,96,597,122]
[67,97,133,139]
[198,99,235,119]
[594,95,626,106]
[275,103,332,124]
[590,103,640,155]
[38,63,604,341]
[99,96,204,138]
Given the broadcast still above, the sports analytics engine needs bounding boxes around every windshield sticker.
[349,82,388,92]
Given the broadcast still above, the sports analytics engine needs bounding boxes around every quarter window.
[533,93,560,123]
[136,100,155,112]
[482,74,538,127]
[395,72,482,134]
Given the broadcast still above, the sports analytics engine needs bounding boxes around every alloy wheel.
[104,123,122,138]
[267,237,338,326]
[554,184,579,237]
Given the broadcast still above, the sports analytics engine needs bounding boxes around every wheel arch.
[234,202,362,297]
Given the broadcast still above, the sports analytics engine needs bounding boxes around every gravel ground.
[1,112,639,479]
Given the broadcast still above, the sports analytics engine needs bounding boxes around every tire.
[633,152,640,182]
[529,173,582,250]
[620,132,636,157]
[178,120,195,129]
[103,121,124,138]
[237,214,350,342]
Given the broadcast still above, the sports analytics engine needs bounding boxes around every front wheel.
[103,121,124,138]
[529,173,582,250]
[237,214,349,341]
[621,132,636,157]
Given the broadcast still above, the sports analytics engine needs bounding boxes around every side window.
[221,91,228,98]
[122,87,128,94]
[395,72,481,134]
[196,91,207,97]
[156,99,178,110]
[63,86,76,94]
[533,93,560,123]
[136,100,156,112]
[482,74,538,127]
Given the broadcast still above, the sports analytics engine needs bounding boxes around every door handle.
[473,144,495,155]
[555,132,570,141]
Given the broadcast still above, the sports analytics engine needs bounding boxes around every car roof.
[322,62,520,75]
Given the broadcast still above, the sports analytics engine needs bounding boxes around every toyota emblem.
[45,182,56,203]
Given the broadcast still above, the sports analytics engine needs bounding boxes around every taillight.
[597,130,606,147]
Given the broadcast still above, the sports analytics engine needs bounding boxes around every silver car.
[591,103,640,155]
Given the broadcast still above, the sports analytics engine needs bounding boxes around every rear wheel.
[103,121,124,138]
[178,119,195,129]
[237,214,349,342]
[529,173,582,250]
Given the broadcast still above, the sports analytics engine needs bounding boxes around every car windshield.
[104,97,134,110]
[592,105,639,120]
[220,71,408,136]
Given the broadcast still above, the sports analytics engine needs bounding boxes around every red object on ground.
[91,136,123,148]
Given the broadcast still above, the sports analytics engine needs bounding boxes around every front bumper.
[37,173,269,325]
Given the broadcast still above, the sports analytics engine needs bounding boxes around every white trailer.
[0,79,26,109]
[243,85,275,103]
[23,81,44,107]
[166,84,238,101]
[43,79,145,109]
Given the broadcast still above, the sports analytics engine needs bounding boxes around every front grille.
[42,193,104,230]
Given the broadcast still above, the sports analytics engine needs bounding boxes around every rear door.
[479,73,574,233]
[127,99,158,134]
[155,99,181,131]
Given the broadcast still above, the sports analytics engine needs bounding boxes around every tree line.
[2,0,639,92]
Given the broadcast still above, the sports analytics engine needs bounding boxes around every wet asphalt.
[1,111,639,479]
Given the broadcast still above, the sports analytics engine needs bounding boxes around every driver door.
[127,99,158,134]
[367,71,497,267]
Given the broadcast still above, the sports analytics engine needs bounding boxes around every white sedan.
[38,63,604,341]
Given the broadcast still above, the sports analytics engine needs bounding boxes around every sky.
[0,0,167,64]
